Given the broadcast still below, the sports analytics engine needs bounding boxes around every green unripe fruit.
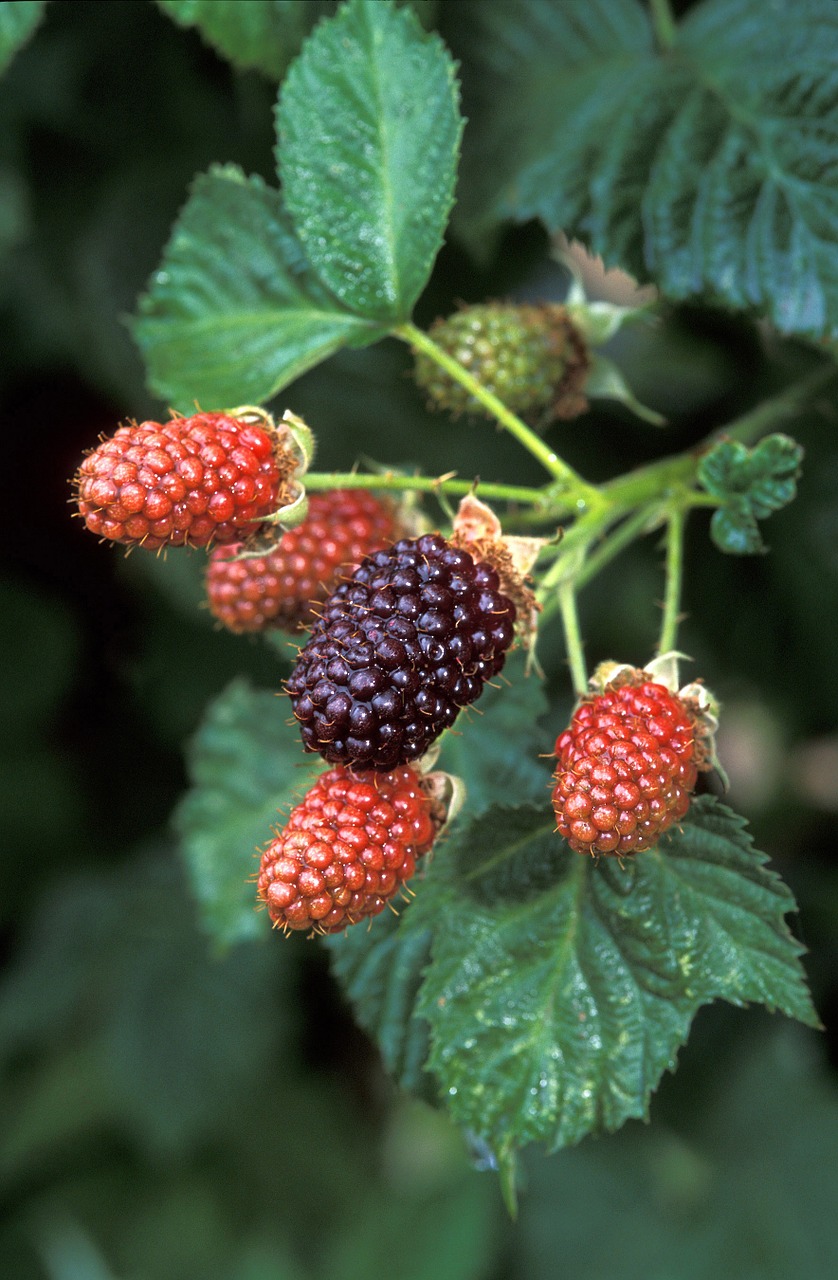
[414,303,590,425]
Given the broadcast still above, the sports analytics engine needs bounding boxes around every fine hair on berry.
[258,764,437,934]
[206,489,398,633]
[286,532,516,771]
[552,675,700,857]
[74,411,292,550]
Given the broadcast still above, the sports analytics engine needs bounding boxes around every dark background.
[2,3,838,1277]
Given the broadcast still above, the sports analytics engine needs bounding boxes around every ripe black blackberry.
[286,533,517,771]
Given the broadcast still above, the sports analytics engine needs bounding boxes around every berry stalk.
[657,507,686,655]
[301,469,549,508]
[558,580,588,697]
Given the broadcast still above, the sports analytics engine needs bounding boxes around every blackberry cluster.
[287,533,516,771]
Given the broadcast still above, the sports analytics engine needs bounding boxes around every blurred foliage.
[1,1,837,1277]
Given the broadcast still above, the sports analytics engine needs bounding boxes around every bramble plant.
[43,0,835,1208]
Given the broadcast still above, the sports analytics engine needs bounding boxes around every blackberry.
[414,303,590,424]
[206,489,397,633]
[286,533,516,770]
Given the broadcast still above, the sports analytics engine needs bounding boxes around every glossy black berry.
[286,533,516,770]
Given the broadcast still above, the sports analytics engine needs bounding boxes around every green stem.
[393,321,602,507]
[657,507,686,654]
[558,582,588,697]
[301,470,549,507]
[575,507,660,593]
[536,506,661,626]
[649,0,678,49]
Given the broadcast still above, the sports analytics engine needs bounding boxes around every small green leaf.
[0,0,45,76]
[584,352,667,426]
[416,797,817,1157]
[276,0,462,321]
[133,164,383,411]
[709,503,765,555]
[699,433,804,555]
[175,678,324,947]
[156,0,333,80]
[325,906,435,1098]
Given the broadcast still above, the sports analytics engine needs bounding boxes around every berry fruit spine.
[552,670,708,858]
[257,764,438,934]
[286,532,517,771]
[206,489,398,633]
[74,411,294,550]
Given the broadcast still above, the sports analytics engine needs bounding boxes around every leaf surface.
[415,797,817,1156]
[437,651,552,815]
[452,0,838,336]
[276,0,462,321]
[0,0,45,75]
[699,432,804,553]
[175,678,323,947]
[156,0,332,80]
[133,165,382,410]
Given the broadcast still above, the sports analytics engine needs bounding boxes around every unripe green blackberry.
[414,303,590,424]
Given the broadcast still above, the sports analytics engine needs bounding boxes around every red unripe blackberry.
[552,676,699,857]
[258,764,437,933]
[74,411,290,549]
[205,489,397,633]
[286,533,517,771]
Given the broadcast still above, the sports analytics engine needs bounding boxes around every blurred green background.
[2,3,838,1277]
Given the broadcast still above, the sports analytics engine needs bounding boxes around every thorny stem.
[558,582,588,697]
[393,321,603,509]
[657,507,686,654]
[302,470,549,507]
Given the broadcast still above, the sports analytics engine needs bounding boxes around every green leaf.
[133,164,383,411]
[0,0,45,76]
[451,0,838,338]
[155,0,333,81]
[699,433,804,554]
[325,904,435,1098]
[276,0,462,322]
[437,652,552,815]
[415,797,817,1157]
[175,678,324,947]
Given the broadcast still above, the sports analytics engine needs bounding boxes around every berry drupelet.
[286,533,517,771]
[74,411,290,549]
[206,489,397,633]
[258,764,437,933]
[552,675,700,857]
